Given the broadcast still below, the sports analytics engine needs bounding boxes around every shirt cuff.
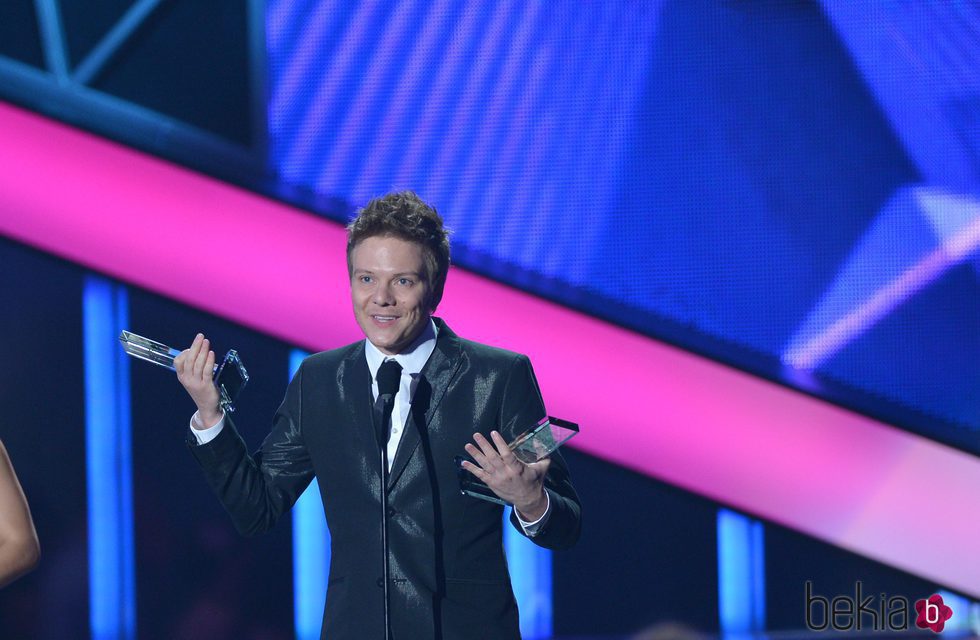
[189,411,225,445]
[515,491,551,537]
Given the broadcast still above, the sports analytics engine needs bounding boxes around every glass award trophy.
[118,330,249,412]
[455,416,579,505]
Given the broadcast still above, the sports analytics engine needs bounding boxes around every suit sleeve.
[186,360,314,537]
[500,354,581,550]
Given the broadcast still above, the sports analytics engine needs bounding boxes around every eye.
[397,277,414,286]
[358,275,373,284]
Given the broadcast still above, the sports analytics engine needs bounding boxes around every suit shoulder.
[298,341,362,371]
[457,337,529,367]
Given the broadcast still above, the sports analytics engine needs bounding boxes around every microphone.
[377,358,402,399]
[375,359,402,448]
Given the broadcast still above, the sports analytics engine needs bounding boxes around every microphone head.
[377,359,402,398]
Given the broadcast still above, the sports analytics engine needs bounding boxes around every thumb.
[531,457,552,476]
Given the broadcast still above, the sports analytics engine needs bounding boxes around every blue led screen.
[267,0,980,452]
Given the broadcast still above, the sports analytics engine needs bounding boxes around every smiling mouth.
[372,315,399,323]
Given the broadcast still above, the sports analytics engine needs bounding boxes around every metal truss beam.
[5,0,267,185]
[34,0,70,83]
[73,0,164,86]
[0,55,264,185]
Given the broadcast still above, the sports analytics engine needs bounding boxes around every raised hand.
[174,333,222,428]
[462,431,550,520]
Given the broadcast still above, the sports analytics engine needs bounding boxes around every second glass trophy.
[119,330,249,412]
[455,416,579,505]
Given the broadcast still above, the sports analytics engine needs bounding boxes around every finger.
[460,460,490,482]
[463,442,491,470]
[174,349,188,373]
[490,431,519,466]
[198,341,213,381]
[205,349,215,380]
[472,433,500,461]
[472,434,507,474]
[189,333,204,359]
[179,334,204,372]
[192,338,210,379]
[529,457,551,477]
[189,339,204,378]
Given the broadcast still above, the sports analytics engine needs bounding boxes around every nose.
[373,282,395,306]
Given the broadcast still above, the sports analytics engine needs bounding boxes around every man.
[175,191,580,639]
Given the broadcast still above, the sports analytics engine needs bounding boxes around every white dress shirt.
[363,319,439,470]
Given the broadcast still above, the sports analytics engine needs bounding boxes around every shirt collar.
[365,318,439,380]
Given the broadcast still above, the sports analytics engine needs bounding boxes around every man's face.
[350,235,432,355]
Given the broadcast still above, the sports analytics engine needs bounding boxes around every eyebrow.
[352,269,421,277]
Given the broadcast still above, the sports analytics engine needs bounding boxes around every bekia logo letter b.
[915,594,953,633]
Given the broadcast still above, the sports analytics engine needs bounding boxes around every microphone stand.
[375,359,401,640]
[377,393,396,640]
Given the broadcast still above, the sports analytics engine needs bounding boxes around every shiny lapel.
[339,341,380,478]
[387,318,463,490]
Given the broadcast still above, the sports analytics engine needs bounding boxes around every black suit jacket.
[189,319,581,640]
